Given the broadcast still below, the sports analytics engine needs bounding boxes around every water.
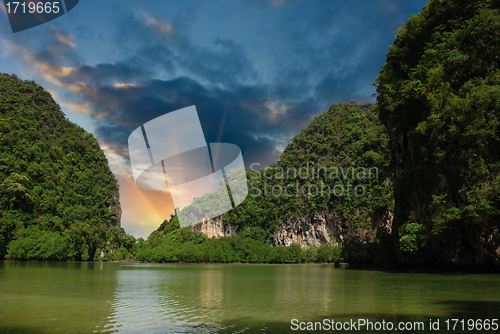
[1,262,499,333]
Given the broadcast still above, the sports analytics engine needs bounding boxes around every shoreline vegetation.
[1,0,500,272]
[133,216,343,264]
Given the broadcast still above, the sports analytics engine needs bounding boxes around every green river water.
[0,262,499,333]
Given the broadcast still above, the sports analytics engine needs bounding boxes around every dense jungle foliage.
[222,101,393,235]
[135,215,342,263]
[0,73,134,261]
[3,0,500,270]
[137,101,393,264]
[375,0,500,269]
[173,101,392,232]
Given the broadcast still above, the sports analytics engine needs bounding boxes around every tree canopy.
[374,0,500,269]
[0,73,134,261]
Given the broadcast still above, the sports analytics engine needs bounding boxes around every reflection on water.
[108,265,209,333]
[1,262,500,333]
[200,267,223,310]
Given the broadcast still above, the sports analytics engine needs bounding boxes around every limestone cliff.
[192,217,238,239]
[194,210,392,254]
[270,210,392,248]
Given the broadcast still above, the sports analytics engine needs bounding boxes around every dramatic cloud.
[0,0,429,236]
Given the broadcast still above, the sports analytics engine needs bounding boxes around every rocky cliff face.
[193,210,393,250]
[192,217,238,239]
[270,210,392,247]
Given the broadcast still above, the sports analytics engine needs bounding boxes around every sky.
[0,0,428,238]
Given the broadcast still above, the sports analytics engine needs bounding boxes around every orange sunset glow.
[116,174,175,239]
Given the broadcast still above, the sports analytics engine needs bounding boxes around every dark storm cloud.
[234,0,428,108]
[42,9,323,168]
[5,0,429,170]
[78,2,424,166]
[89,76,317,167]
[70,63,150,86]
[111,12,259,88]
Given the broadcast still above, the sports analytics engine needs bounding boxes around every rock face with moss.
[375,0,500,270]
[0,73,134,261]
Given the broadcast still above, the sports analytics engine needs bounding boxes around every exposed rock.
[193,210,393,251]
[271,210,393,248]
[192,217,238,238]
[271,212,344,247]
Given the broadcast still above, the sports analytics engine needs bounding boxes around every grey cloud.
[6,1,428,170]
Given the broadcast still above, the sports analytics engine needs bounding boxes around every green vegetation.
[222,101,393,236]
[136,101,393,264]
[0,73,134,261]
[3,0,499,271]
[375,0,500,269]
[135,215,342,263]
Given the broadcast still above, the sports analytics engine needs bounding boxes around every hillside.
[5,0,499,271]
[135,0,500,271]
[0,73,134,261]
[375,0,500,270]
[223,101,393,241]
[137,101,394,264]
